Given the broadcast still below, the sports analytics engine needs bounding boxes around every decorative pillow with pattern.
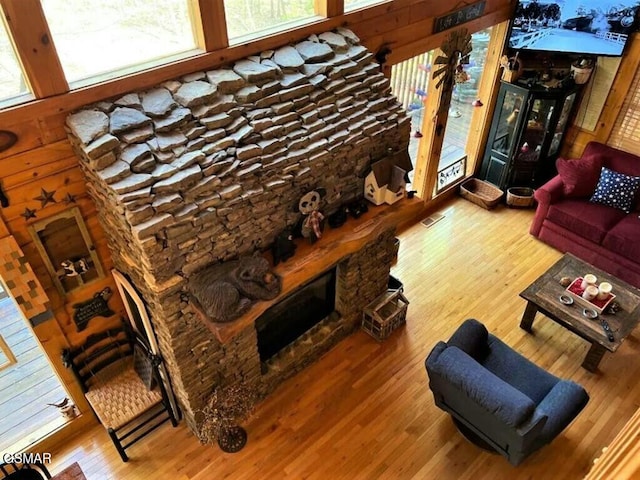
[133,344,157,391]
[590,167,640,213]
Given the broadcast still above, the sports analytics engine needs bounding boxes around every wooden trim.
[0,0,68,98]
[465,21,508,175]
[412,47,448,201]
[0,0,510,125]
[315,0,344,18]
[385,6,511,65]
[0,334,17,371]
[188,0,229,51]
[585,406,640,480]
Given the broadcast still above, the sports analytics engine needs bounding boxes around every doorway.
[0,280,71,454]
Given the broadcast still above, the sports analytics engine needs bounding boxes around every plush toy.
[346,198,368,219]
[272,228,297,265]
[298,189,326,243]
[328,205,348,229]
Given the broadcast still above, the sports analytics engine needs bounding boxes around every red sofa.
[530,142,640,288]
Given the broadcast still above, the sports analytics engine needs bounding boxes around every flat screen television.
[507,0,639,56]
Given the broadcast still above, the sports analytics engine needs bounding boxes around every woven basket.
[459,178,504,210]
[506,187,535,208]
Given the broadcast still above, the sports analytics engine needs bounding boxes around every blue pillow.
[589,167,640,213]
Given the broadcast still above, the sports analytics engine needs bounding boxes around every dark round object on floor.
[451,417,498,453]
[217,425,248,453]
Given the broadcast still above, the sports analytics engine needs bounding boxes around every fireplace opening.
[256,268,337,363]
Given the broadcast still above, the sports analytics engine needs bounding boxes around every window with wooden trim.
[608,63,640,155]
[224,0,317,42]
[344,0,386,12]
[40,0,197,85]
[0,18,30,104]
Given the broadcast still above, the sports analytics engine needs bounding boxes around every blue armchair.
[425,319,589,466]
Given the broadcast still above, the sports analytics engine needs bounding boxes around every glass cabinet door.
[548,92,576,156]
[515,97,555,164]
[491,89,526,156]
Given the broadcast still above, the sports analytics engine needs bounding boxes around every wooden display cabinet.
[479,81,579,190]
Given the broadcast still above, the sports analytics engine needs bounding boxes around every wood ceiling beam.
[189,0,229,52]
[0,0,68,98]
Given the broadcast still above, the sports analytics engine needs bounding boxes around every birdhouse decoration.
[364,149,414,206]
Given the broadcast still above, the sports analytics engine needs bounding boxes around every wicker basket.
[362,289,409,341]
[506,187,535,208]
[459,178,504,210]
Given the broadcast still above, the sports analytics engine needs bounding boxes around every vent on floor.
[421,213,444,228]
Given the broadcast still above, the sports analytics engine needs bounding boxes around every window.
[0,19,30,104]
[608,63,640,156]
[0,281,71,453]
[438,28,492,192]
[224,0,317,42]
[390,51,434,186]
[40,0,197,85]
[344,0,387,12]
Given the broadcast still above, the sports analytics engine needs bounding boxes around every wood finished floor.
[46,199,640,479]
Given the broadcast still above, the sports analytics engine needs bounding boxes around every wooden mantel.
[195,197,425,343]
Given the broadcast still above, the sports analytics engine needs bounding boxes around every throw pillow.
[590,167,640,213]
[133,344,157,391]
[556,155,602,197]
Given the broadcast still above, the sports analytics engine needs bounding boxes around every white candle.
[581,274,597,290]
[597,282,612,300]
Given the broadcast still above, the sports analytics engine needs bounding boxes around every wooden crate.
[362,289,409,341]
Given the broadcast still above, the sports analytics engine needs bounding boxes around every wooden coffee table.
[519,254,640,372]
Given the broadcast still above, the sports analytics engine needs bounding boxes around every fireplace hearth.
[256,267,336,363]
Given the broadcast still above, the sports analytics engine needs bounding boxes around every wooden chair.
[0,462,50,479]
[62,324,178,462]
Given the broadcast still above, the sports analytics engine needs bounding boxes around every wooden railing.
[585,406,640,479]
[390,52,433,111]
[596,31,627,44]
[510,28,551,48]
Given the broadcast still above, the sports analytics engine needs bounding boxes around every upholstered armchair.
[425,319,589,466]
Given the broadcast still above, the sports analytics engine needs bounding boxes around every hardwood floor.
[46,198,640,479]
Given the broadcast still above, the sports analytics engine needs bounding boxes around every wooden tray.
[566,277,616,314]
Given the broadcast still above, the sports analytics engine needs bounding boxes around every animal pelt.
[189,255,281,323]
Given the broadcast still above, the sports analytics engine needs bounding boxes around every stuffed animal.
[298,189,326,243]
[272,229,297,265]
[328,205,348,228]
[346,198,368,219]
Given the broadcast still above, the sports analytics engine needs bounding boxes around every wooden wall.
[0,0,512,447]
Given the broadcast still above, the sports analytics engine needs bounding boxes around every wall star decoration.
[21,207,37,220]
[34,188,57,207]
[63,193,77,204]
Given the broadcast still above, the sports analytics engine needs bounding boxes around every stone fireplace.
[65,28,410,432]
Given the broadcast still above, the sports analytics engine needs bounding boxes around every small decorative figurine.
[346,198,368,219]
[271,228,297,265]
[298,189,326,243]
[559,276,572,287]
[328,205,348,229]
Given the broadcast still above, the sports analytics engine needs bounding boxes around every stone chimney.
[66,28,410,431]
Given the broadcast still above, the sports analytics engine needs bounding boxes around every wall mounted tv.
[508,0,639,56]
